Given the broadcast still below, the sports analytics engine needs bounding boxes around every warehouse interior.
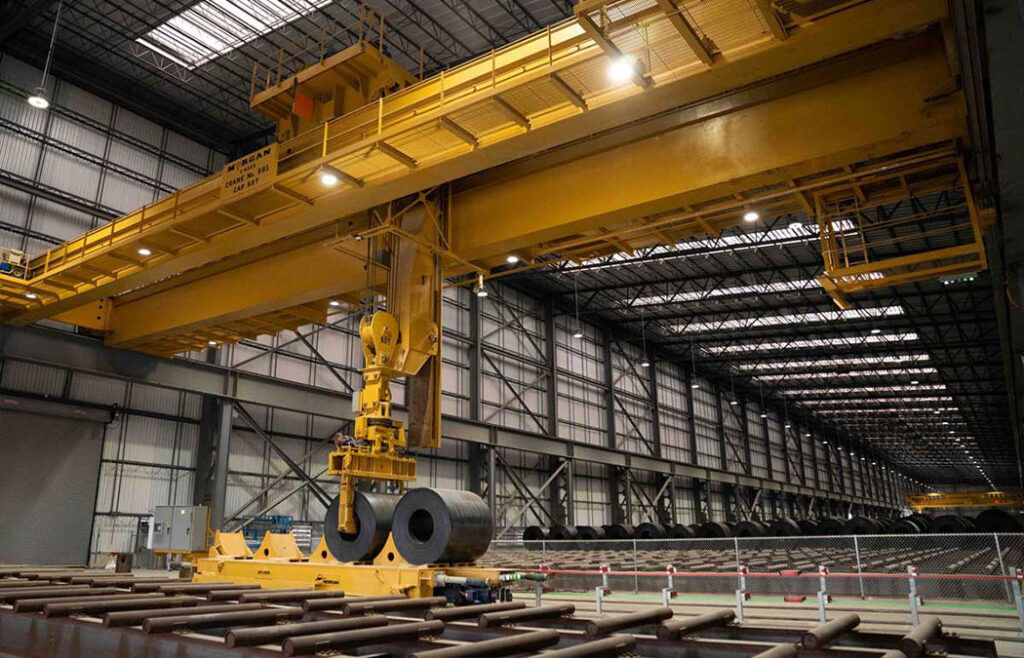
[1,0,1024,656]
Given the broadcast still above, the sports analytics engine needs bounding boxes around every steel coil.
[668,524,697,539]
[603,524,635,540]
[699,521,732,538]
[575,525,606,540]
[769,518,801,537]
[546,525,579,540]
[323,492,398,562]
[816,517,846,535]
[634,522,667,539]
[522,526,549,542]
[844,515,880,535]
[797,520,819,535]
[975,509,1022,533]
[887,519,922,534]
[392,488,493,564]
[733,521,768,538]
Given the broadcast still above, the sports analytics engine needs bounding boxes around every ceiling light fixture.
[329,300,341,307]
[207,340,218,346]
[506,254,520,264]
[25,292,37,299]
[690,340,699,389]
[639,307,650,368]
[788,220,804,230]
[137,247,152,256]
[608,56,636,82]
[27,0,63,110]
[573,275,584,339]
[743,210,760,223]
[319,167,339,186]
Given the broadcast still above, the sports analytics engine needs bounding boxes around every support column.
[602,330,626,524]
[469,291,482,422]
[648,358,663,459]
[684,366,699,466]
[210,398,234,531]
[739,399,752,476]
[714,383,728,472]
[544,296,559,438]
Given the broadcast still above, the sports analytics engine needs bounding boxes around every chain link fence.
[479,534,1024,604]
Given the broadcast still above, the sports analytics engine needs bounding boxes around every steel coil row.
[521,510,1022,542]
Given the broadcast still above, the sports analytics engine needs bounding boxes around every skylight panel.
[673,305,903,334]
[800,395,953,405]
[783,383,946,395]
[734,354,930,371]
[702,332,919,354]
[579,219,857,270]
[138,0,332,68]
[753,367,936,381]
[625,279,817,306]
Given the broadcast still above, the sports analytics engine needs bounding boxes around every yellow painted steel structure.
[907,491,1024,512]
[194,532,507,597]
[0,0,975,345]
[0,0,989,583]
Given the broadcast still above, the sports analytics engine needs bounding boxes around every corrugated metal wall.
[0,54,906,563]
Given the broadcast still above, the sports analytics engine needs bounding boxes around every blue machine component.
[434,584,512,606]
[240,514,293,548]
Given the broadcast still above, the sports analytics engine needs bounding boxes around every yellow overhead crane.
[908,491,1024,512]
[0,0,991,593]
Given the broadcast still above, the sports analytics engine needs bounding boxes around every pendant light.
[28,0,63,110]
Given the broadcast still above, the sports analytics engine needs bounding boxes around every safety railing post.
[662,565,676,607]
[537,564,548,607]
[633,540,639,593]
[816,565,830,624]
[735,564,748,623]
[907,565,919,626]
[1012,567,1024,636]
[852,535,866,599]
[596,564,610,616]
[995,534,1011,603]
[734,536,741,573]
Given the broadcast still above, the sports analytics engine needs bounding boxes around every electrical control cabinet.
[152,505,208,553]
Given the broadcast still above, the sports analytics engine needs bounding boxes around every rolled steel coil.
[733,521,768,538]
[887,519,922,534]
[603,524,635,540]
[323,492,398,562]
[929,515,971,534]
[816,517,846,535]
[769,518,802,537]
[668,524,697,539]
[908,514,933,532]
[546,525,579,541]
[975,509,1022,533]
[634,522,667,540]
[844,516,881,535]
[522,526,549,542]
[575,525,606,541]
[392,488,493,564]
[797,520,819,535]
[699,522,732,538]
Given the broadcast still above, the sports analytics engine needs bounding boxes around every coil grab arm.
[328,193,445,534]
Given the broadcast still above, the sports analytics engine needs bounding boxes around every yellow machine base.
[193,558,503,598]
[193,531,506,598]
